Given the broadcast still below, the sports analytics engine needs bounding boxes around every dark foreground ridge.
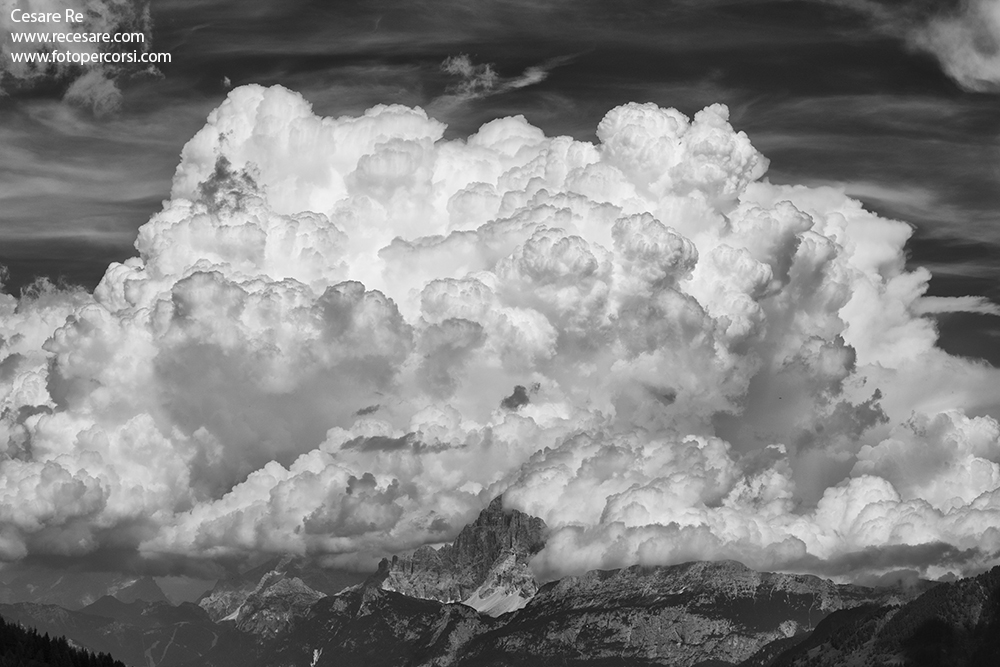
[3,497,998,666]
[0,614,125,667]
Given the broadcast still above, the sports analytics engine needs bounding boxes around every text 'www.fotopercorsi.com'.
[6,8,170,65]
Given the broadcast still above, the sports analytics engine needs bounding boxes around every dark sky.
[2,0,999,362]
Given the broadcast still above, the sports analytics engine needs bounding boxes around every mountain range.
[0,567,168,610]
[1,497,997,667]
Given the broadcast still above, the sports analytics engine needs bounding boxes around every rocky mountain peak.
[235,576,324,639]
[198,555,366,622]
[441,496,546,581]
[374,495,548,615]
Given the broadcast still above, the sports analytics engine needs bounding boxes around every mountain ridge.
[0,566,168,610]
[7,497,995,667]
[761,564,1000,666]
[197,554,366,622]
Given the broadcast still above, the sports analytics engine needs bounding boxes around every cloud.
[432,54,573,110]
[913,295,1000,316]
[913,0,1000,91]
[1,83,999,583]
[441,55,501,99]
[828,0,1000,91]
[63,70,124,117]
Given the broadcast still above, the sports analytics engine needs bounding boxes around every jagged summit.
[198,554,366,622]
[372,495,547,615]
[446,496,546,578]
[234,576,324,638]
[196,497,547,626]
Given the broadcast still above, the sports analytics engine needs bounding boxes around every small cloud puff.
[434,54,571,109]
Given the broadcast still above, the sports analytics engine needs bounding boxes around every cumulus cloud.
[1,84,1000,583]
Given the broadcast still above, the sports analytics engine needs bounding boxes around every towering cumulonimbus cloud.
[2,84,1000,582]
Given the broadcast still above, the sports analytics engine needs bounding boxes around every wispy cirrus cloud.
[430,53,575,112]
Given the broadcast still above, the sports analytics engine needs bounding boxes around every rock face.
[182,558,897,667]
[19,554,991,667]
[198,554,366,622]
[375,496,546,616]
[763,565,1000,667]
[443,495,546,585]
[247,584,491,667]
[452,560,889,667]
[463,550,539,616]
[235,576,325,639]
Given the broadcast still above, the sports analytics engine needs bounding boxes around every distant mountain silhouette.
[0,565,167,610]
[197,555,366,622]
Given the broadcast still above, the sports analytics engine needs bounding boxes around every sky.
[1,0,1000,590]
[2,0,999,361]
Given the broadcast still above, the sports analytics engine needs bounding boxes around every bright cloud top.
[2,84,999,582]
